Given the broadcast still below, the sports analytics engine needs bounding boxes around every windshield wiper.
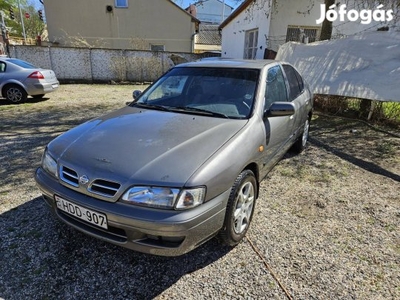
[173,106,230,119]
[132,102,170,111]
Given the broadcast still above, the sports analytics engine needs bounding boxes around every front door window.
[265,65,288,110]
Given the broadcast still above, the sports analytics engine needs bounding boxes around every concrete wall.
[10,45,204,82]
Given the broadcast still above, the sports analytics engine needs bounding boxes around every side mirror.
[264,102,295,118]
[132,90,142,100]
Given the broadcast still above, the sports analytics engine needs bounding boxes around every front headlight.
[42,149,58,178]
[121,186,205,210]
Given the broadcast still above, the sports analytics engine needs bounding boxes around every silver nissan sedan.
[35,59,313,256]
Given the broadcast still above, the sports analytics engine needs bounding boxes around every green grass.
[382,101,400,121]
[376,140,397,157]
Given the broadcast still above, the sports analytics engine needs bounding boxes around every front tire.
[220,170,257,246]
[5,85,27,103]
[292,119,310,153]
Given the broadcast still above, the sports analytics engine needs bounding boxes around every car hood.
[50,106,247,187]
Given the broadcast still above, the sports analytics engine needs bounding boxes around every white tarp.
[276,31,400,102]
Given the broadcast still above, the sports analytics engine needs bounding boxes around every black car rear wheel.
[5,85,27,103]
[220,170,256,246]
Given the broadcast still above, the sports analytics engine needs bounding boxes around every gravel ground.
[0,84,399,299]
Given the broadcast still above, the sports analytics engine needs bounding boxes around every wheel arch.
[1,81,27,98]
[241,162,260,199]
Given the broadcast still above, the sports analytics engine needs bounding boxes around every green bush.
[314,94,400,127]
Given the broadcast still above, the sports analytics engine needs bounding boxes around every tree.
[319,0,335,41]
[1,1,27,37]
[0,0,27,11]
[22,5,46,39]
[0,0,45,40]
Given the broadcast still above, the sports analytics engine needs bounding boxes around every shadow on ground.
[0,96,50,106]
[0,103,111,188]
[0,197,231,299]
[309,137,400,182]
[309,113,400,180]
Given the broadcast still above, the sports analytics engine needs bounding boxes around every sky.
[27,0,242,10]
[28,0,43,9]
[173,0,242,9]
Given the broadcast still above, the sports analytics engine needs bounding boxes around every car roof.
[176,58,278,70]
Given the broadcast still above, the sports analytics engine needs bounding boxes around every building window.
[244,29,258,59]
[286,26,319,43]
[151,45,165,52]
[115,0,128,8]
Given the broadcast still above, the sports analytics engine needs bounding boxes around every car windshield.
[135,67,259,119]
[9,59,37,69]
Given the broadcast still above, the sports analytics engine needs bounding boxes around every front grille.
[89,179,121,197]
[59,165,121,198]
[60,166,79,187]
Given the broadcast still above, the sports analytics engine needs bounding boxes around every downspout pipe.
[191,32,198,53]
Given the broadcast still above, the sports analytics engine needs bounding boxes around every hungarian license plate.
[55,195,108,229]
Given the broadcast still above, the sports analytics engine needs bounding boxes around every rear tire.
[32,94,45,99]
[219,170,257,246]
[292,119,310,153]
[5,85,27,103]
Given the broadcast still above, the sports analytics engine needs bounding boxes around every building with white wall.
[219,0,273,59]
[219,0,399,59]
[187,0,234,24]
[219,0,324,59]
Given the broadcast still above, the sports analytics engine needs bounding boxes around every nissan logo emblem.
[79,175,89,185]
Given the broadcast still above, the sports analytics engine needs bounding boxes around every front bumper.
[35,167,228,256]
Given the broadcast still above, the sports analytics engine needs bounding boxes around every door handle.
[290,115,294,120]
